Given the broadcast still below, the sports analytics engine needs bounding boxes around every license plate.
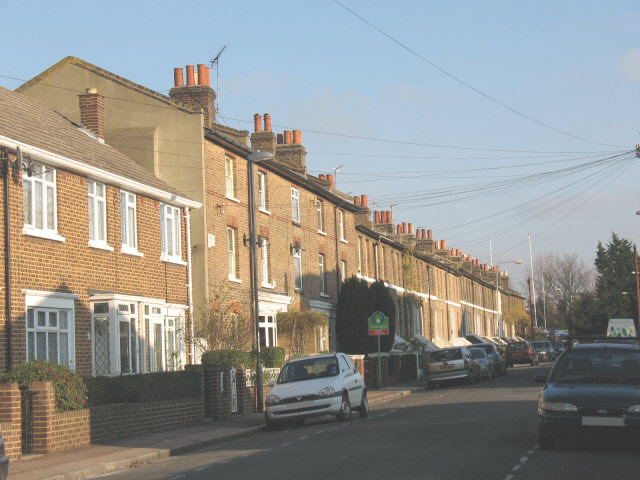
[582,416,625,427]
[440,365,454,370]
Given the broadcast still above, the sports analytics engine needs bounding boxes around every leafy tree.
[591,233,638,331]
[335,278,396,353]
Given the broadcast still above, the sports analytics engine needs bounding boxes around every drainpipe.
[333,204,341,351]
[3,147,12,371]
[427,265,432,341]
[185,207,194,365]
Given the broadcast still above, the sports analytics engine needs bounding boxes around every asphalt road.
[102,364,640,480]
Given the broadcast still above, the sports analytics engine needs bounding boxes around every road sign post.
[368,311,389,386]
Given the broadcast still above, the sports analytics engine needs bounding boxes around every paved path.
[10,383,423,480]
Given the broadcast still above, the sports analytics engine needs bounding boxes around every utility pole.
[528,277,535,339]
[634,244,640,333]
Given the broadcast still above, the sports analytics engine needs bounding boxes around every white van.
[607,318,637,337]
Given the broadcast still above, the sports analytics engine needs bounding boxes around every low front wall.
[2,381,204,456]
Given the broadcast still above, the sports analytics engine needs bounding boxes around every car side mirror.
[268,380,276,387]
[534,374,547,383]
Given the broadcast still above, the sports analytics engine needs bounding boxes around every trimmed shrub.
[201,349,251,367]
[250,346,285,368]
[85,370,201,406]
[4,360,87,411]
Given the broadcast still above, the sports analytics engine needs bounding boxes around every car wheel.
[530,358,535,366]
[264,413,280,431]
[466,371,475,385]
[538,428,555,450]
[336,393,352,421]
[359,391,370,418]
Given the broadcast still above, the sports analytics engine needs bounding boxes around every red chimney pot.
[387,210,392,223]
[174,68,184,87]
[186,65,195,86]
[361,195,368,207]
[284,130,292,144]
[354,195,361,206]
[327,174,335,189]
[374,211,381,223]
[397,224,403,234]
[264,113,272,132]
[254,114,262,132]
[293,130,302,144]
[277,133,283,144]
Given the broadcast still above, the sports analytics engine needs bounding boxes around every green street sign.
[368,311,389,336]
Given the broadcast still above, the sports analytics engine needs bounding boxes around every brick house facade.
[0,86,200,375]
[17,58,526,358]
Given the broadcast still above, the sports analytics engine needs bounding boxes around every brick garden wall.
[0,383,21,460]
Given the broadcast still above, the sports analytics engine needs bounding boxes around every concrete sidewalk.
[10,383,425,480]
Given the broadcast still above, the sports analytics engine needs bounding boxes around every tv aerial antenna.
[210,45,227,113]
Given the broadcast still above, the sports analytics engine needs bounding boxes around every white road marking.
[527,450,534,454]
[512,465,521,472]
[194,466,210,472]
[169,475,186,480]
[520,456,528,463]
[281,442,291,447]
[299,435,309,440]
[315,430,325,434]
[390,409,398,413]
[505,475,515,480]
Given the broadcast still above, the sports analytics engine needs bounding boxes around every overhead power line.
[331,0,625,149]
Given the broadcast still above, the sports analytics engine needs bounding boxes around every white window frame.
[357,237,362,273]
[258,314,278,347]
[88,179,111,250]
[227,227,240,281]
[338,210,347,242]
[160,204,184,263]
[260,237,274,288]
[23,162,64,241]
[340,260,347,283]
[225,156,236,200]
[120,191,141,255]
[257,171,269,213]
[317,199,325,233]
[293,246,303,291]
[319,253,327,296]
[291,187,300,224]
[24,290,77,370]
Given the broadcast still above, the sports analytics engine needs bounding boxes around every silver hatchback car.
[265,353,369,427]
[427,346,481,387]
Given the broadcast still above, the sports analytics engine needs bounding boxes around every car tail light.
[464,359,469,369]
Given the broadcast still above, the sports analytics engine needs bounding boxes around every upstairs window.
[257,171,268,211]
[293,246,303,291]
[319,254,327,295]
[88,180,107,247]
[120,191,138,252]
[317,199,325,233]
[225,156,236,199]
[23,163,58,235]
[161,204,182,260]
[227,227,240,281]
[260,238,273,287]
[338,210,346,242]
[291,187,300,224]
[340,260,347,283]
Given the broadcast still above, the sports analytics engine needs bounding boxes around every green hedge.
[201,349,251,367]
[251,346,285,368]
[2,360,87,411]
[84,370,201,406]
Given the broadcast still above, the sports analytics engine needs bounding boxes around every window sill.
[320,293,331,298]
[317,230,328,236]
[23,228,65,243]
[161,255,187,266]
[89,241,114,252]
[226,195,240,203]
[340,238,349,244]
[259,207,271,215]
[261,282,276,290]
[228,277,242,284]
[121,246,144,257]
[292,221,301,227]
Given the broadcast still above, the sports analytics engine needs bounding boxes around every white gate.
[230,367,238,413]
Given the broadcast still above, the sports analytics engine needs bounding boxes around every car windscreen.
[278,357,339,384]
[550,348,640,383]
[509,342,527,350]
[469,348,485,359]
[430,349,463,362]
[532,342,545,349]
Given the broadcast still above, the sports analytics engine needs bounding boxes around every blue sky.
[3,0,640,288]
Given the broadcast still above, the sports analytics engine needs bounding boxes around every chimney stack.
[78,87,105,141]
[170,64,216,129]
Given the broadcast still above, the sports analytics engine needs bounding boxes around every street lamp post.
[247,150,274,413]
[494,260,523,338]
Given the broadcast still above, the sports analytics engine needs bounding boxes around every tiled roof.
[0,86,190,200]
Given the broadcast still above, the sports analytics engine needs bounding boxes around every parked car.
[532,341,555,362]
[465,334,489,345]
[551,340,566,356]
[535,343,640,449]
[472,342,507,375]
[265,353,368,427]
[427,346,481,387]
[469,347,494,379]
[506,340,538,367]
[0,430,7,480]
